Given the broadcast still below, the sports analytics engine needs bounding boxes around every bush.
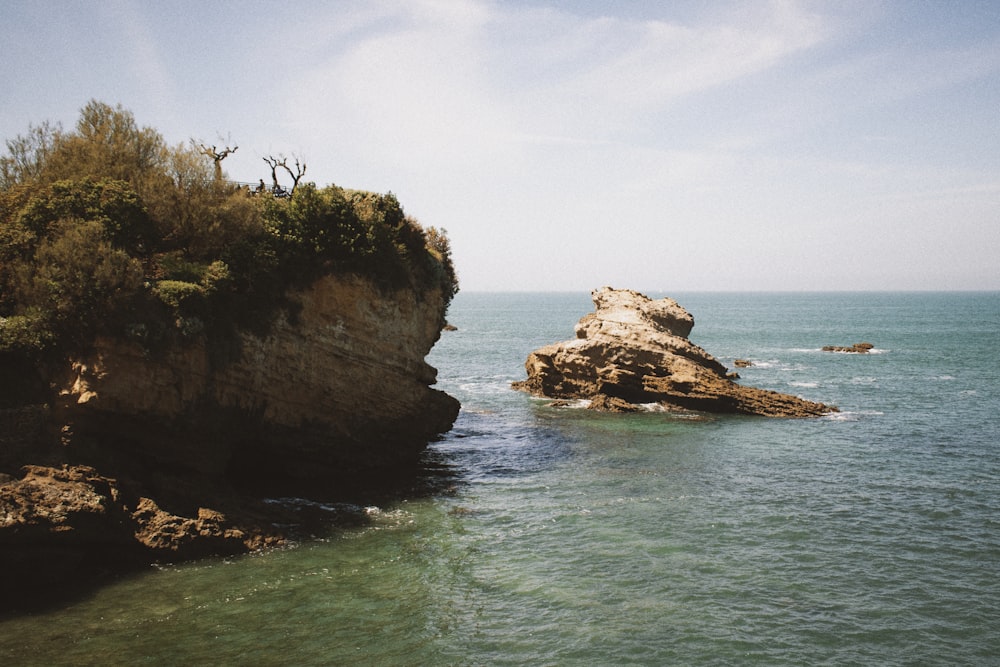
[0,101,458,370]
[16,218,144,347]
[15,178,153,253]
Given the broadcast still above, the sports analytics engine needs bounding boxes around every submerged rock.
[822,342,875,353]
[513,287,836,417]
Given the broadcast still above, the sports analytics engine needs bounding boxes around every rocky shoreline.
[513,287,837,417]
[0,275,459,605]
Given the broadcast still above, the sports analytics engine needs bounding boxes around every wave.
[822,410,885,422]
[538,398,592,410]
[747,359,812,372]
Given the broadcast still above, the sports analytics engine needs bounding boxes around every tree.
[262,154,306,197]
[0,121,61,189]
[47,100,167,186]
[1,101,458,365]
[197,142,238,181]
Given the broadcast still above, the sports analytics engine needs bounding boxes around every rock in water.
[512,287,836,417]
[822,342,875,353]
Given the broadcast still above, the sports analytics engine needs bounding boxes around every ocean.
[2,291,999,665]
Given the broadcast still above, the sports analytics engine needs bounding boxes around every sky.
[2,0,999,291]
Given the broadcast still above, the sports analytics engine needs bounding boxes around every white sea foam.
[458,381,510,395]
[823,410,884,422]
[788,381,819,388]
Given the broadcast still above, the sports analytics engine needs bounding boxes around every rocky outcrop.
[0,466,262,589]
[823,342,874,353]
[56,274,458,479]
[513,287,836,417]
[0,274,458,598]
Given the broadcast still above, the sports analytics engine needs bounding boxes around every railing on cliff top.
[228,181,293,198]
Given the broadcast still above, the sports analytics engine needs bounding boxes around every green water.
[2,292,999,665]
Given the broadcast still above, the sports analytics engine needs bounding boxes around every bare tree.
[262,154,307,197]
[283,155,306,196]
[197,142,238,181]
[262,155,281,191]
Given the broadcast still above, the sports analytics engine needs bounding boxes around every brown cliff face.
[0,275,458,598]
[60,274,459,479]
[513,287,836,418]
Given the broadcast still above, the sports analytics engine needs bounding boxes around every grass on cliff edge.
[0,101,458,398]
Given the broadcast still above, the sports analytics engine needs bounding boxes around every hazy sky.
[3,0,999,291]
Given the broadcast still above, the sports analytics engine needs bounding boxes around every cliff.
[0,274,458,599]
[59,273,458,478]
[513,287,836,417]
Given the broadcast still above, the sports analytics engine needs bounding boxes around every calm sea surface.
[3,292,999,665]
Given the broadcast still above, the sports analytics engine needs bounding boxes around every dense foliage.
[0,101,458,367]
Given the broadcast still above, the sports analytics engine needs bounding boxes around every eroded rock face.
[513,287,836,417]
[0,465,141,595]
[59,274,459,479]
[0,275,458,599]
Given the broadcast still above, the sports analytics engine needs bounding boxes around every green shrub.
[0,101,458,374]
[16,218,144,347]
[153,279,206,310]
[0,311,55,353]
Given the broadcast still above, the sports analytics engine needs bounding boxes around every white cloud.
[261,0,999,290]
[282,0,831,176]
[543,3,825,110]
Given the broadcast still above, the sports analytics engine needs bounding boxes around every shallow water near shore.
[3,292,999,665]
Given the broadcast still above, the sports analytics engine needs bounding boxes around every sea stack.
[513,287,836,417]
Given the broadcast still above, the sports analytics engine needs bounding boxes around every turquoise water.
[2,292,999,665]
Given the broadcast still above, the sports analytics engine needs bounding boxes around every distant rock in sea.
[512,287,837,417]
[822,342,875,353]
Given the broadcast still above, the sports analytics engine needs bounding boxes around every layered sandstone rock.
[0,275,458,596]
[59,274,459,478]
[513,287,836,417]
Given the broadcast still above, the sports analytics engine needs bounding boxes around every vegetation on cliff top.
[0,101,458,380]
